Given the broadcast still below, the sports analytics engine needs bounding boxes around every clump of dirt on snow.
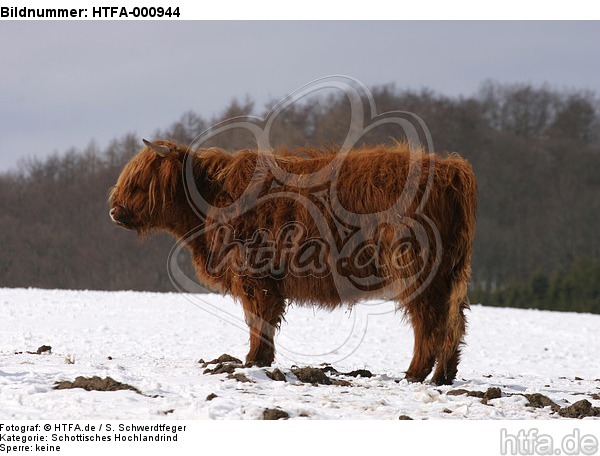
[447,388,485,398]
[558,400,600,418]
[199,353,243,368]
[227,373,253,383]
[343,369,373,378]
[262,408,289,420]
[447,387,502,405]
[15,345,52,355]
[318,364,372,378]
[54,376,141,394]
[523,393,560,412]
[290,365,372,385]
[35,345,52,354]
[483,387,502,404]
[200,353,245,375]
[291,367,332,385]
[204,363,242,375]
[266,368,287,382]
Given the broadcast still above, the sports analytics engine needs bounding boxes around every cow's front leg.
[239,282,285,367]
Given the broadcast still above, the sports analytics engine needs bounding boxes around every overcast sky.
[1,21,599,171]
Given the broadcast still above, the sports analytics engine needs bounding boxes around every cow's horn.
[143,139,171,157]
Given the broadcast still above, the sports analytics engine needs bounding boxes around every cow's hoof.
[431,376,454,386]
[245,358,273,368]
[405,374,426,383]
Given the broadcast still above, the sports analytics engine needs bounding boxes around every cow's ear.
[143,139,171,158]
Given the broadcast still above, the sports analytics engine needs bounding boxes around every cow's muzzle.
[109,205,135,229]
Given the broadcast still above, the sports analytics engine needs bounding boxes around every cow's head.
[108,139,184,234]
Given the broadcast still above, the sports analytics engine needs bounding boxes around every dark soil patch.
[321,366,373,378]
[266,368,287,382]
[206,393,218,401]
[227,373,253,383]
[523,393,560,412]
[54,376,141,394]
[343,369,373,378]
[558,400,600,419]
[398,415,413,420]
[319,364,338,373]
[483,387,502,404]
[200,354,242,368]
[446,387,502,404]
[203,363,243,375]
[263,408,289,420]
[331,379,352,387]
[292,367,331,385]
[202,354,245,375]
[15,345,52,355]
[35,345,52,354]
[447,389,485,398]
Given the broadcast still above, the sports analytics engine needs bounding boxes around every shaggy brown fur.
[109,140,477,385]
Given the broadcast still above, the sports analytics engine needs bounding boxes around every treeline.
[471,258,600,314]
[0,81,598,313]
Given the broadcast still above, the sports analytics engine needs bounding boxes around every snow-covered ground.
[0,288,598,419]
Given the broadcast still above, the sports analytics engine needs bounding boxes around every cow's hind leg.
[404,303,444,383]
[239,281,285,367]
[431,279,469,385]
